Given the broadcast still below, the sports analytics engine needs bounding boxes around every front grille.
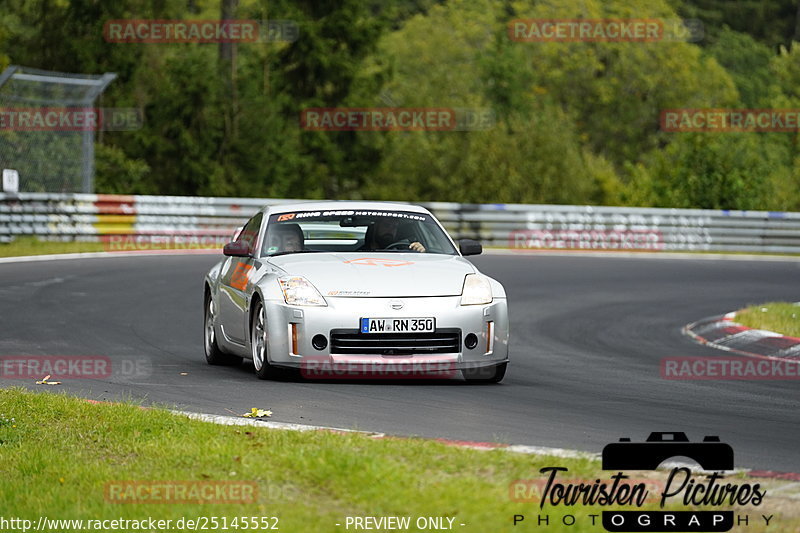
[330,328,461,355]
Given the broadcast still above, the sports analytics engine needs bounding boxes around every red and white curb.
[684,310,800,361]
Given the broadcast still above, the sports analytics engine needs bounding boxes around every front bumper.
[263,295,509,370]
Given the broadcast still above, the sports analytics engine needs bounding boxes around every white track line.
[175,410,780,479]
[173,410,595,459]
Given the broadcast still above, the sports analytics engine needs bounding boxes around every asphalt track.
[0,252,798,471]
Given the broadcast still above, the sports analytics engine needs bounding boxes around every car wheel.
[204,293,242,366]
[251,299,283,380]
[462,362,506,384]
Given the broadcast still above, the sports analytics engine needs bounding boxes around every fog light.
[312,334,328,351]
[464,333,478,350]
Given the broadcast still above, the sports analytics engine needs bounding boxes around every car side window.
[236,213,263,254]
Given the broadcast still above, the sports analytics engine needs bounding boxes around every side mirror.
[459,239,482,256]
[223,241,251,257]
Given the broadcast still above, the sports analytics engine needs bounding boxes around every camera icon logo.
[602,432,734,471]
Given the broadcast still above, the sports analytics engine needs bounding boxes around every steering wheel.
[385,239,412,251]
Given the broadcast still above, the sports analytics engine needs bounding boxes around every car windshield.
[261,209,458,256]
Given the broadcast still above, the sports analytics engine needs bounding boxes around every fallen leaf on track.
[242,407,272,418]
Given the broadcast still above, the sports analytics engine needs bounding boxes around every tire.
[251,299,284,380]
[204,293,242,366]
[462,362,507,384]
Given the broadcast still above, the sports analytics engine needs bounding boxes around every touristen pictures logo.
[512,432,770,532]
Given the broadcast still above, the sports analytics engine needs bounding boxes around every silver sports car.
[203,201,509,382]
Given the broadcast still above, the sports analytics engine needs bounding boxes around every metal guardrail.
[1,192,799,253]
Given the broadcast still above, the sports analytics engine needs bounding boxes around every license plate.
[360,317,435,333]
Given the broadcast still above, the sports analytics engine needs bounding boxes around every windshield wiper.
[268,250,322,257]
[358,248,416,253]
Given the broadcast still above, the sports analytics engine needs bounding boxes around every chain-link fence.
[0,65,116,193]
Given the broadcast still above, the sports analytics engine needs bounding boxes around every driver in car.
[266,223,304,254]
[363,218,426,252]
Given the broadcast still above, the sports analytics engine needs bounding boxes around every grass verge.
[0,237,221,258]
[0,237,105,257]
[0,388,795,532]
[735,302,800,338]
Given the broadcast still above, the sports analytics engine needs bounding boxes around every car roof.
[262,200,432,216]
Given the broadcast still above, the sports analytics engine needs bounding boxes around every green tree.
[634,132,789,209]
[676,0,799,48]
[707,27,776,107]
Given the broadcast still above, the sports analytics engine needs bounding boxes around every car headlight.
[278,277,327,306]
[460,274,492,305]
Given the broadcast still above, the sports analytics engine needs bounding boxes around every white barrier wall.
[2,193,799,253]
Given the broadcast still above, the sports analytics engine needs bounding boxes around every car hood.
[268,253,476,297]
